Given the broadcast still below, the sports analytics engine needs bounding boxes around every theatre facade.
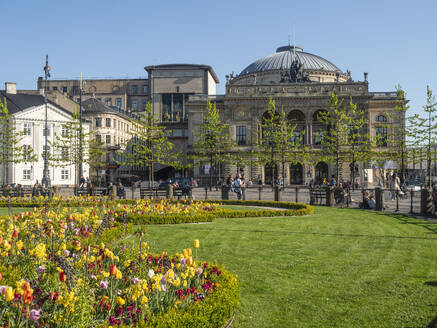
[35,44,404,185]
[187,45,404,186]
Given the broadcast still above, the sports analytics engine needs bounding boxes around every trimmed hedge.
[117,200,313,225]
[116,212,216,225]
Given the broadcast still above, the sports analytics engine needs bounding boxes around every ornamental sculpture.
[280,58,311,83]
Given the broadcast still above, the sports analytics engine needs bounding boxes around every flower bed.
[118,199,314,225]
[0,206,239,327]
[0,195,134,208]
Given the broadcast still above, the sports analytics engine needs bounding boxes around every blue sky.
[2,0,437,116]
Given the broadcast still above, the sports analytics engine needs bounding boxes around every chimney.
[5,82,16,94]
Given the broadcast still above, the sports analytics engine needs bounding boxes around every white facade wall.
[10,103,89,186]
[207,72,216,95]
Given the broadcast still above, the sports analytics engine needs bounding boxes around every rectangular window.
[132,100,138,110]
[95,134,101,143]
[61,169,69,180]
[376,127,388,147]
[173,94,183,122]
[61,125,69,137]
[61,147,69,160]
[116,98,122,108]
[236,126,246,145]
[23,123,31,136]
[62,86,67,93]
[142,100,147,110]
[312,126,325,145]
[142,85,148,93]
[23,145,32,161]
[162,94,172,122]
[132,85,138,94]
[95,117,102,127]
[53,86,58,91]
[106,135,111,144]
[106,118,111,127]
[23,169,31,180]
[71,86,78,95]
[290,128,304,145]
[105,98,112,106]
[43,124,51,137]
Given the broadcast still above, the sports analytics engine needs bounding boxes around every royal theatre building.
[187,45,405,186]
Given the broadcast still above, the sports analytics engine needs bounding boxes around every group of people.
[226,174,247,200]
[107,181,126,199]
[360,191,376,209]
[310,176,361,190]
[171,180,193,197]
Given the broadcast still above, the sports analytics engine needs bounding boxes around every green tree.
[317,92,373,184]
[118,101,179,186]
[192,100,235,189]
[88,137,106,186]
[316,92,348,181]
[408,86,437,187]
[345,98,372,189]
[256,98,303,186]
[0,98,37,184]
[373,86,411,184]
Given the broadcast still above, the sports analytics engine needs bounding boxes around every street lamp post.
[41,55,51,194]
[78,73,85,184]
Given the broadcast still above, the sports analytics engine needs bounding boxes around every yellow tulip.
[4,286,14,301]
[193,239,200,249]
[116,296,125,305]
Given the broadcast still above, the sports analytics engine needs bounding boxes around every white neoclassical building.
[0,83,89,186]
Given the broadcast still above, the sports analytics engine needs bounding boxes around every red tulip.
[59,271,66,282]
[109,264,116,276]
[12,230,18,239]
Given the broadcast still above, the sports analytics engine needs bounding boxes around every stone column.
[326,188,334,206]
[274,185,282,202]
[221,185,229,200]
[421,188,433,215]
[375,187,384,211]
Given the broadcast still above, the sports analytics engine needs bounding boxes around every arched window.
[315,162,328,183]
[261,110,279,145]
[290,163,303,184]
[376,115,387,122]
[312,110,328,145]
[288,110,305,144]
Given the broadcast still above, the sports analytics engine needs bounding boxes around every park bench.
[140,188,167,199]
[93,187,106,196]
[309,188,327,205]
[75,189,89,197]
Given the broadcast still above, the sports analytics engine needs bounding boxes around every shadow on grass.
[427,315,437,328]
[382,213,437,235]
[425,281,437,287]
[165,225,437,241]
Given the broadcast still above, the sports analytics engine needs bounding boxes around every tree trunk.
[209,154,213,191]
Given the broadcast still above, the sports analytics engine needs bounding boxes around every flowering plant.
[0,204,237,327]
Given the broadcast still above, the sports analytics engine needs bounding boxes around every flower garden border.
[117,200,313,225]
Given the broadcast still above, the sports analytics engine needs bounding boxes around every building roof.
[82,97,135,120]
[0,91,72,115]
[144,64,219,83]
[239,45,343,76]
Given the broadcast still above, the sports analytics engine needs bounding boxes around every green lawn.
[0,207,34,216]
[118,207,437,328]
